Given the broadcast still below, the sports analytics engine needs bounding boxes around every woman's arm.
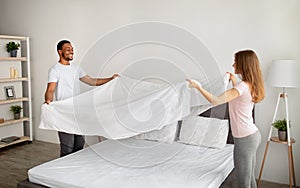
[188,79,239,106]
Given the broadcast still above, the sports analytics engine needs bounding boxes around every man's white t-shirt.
[48,63,87,101]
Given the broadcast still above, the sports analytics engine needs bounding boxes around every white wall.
[0,0,299,185]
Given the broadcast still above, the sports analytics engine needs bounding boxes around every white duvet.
[39,75,229,139]
[29,138,234,188]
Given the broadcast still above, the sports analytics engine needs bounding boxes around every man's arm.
[80,74,119,86]
[44,82,56,104]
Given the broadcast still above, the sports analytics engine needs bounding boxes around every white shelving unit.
[0,35,32,149]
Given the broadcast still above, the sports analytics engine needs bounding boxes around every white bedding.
[39,75,229,139]
[29,138,234,188]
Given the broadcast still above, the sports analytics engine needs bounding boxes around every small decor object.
[10,67,18,79]
[6,41,20,57]
[0,118,4,124]
[14,69,18,78]
[10,105,23,119]
[4,86,16,99]
[272,119,290,141]
[10,67,14,78]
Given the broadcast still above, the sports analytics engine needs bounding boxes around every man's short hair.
[57,40,71,51]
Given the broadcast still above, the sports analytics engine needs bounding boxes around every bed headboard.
[199,103,255,144]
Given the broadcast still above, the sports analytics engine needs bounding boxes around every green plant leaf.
[10,105,23,113]
[272,119,291,131]
[6,41,20,53]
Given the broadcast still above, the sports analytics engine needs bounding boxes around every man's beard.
[62,52,73,61]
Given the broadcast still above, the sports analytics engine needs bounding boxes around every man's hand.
[44,100,51,105]
[112,74,120,79]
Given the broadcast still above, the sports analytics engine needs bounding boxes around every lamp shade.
[267,60,300,88]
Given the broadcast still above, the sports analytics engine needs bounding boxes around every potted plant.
[10,105,23,119]
[6,41,20,57]
[272,119,290,141]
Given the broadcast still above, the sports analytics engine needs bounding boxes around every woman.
[188,50,265,188]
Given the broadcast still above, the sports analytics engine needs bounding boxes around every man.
[44,40,119,157]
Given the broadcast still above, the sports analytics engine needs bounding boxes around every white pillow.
[179,116,229,149]
[135,122,178,143]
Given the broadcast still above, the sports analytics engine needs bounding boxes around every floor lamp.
[258,60,300,188]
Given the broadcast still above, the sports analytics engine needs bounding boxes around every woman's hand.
[226,72,237,86]
[187,79,201,89]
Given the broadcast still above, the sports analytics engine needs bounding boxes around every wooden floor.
[0,141,59,188]
[0,140,297,188]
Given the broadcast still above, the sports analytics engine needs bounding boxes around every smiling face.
[59,43,74,62]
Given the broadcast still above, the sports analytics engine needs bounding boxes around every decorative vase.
[278,130,287,141]
[10,50,18,57]
[14,113,20,120]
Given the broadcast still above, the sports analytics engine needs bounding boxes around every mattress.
[29,138,234,188]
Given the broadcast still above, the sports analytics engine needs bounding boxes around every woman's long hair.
[234,50,265,103]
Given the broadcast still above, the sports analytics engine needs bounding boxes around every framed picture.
[4,86,16,99]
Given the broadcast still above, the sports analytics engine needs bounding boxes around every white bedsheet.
[29,139,234,188]
[39,75,229,139]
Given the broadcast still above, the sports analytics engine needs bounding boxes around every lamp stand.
[257,89,296,188]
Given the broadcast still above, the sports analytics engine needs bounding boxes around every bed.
[18,103,242,188]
